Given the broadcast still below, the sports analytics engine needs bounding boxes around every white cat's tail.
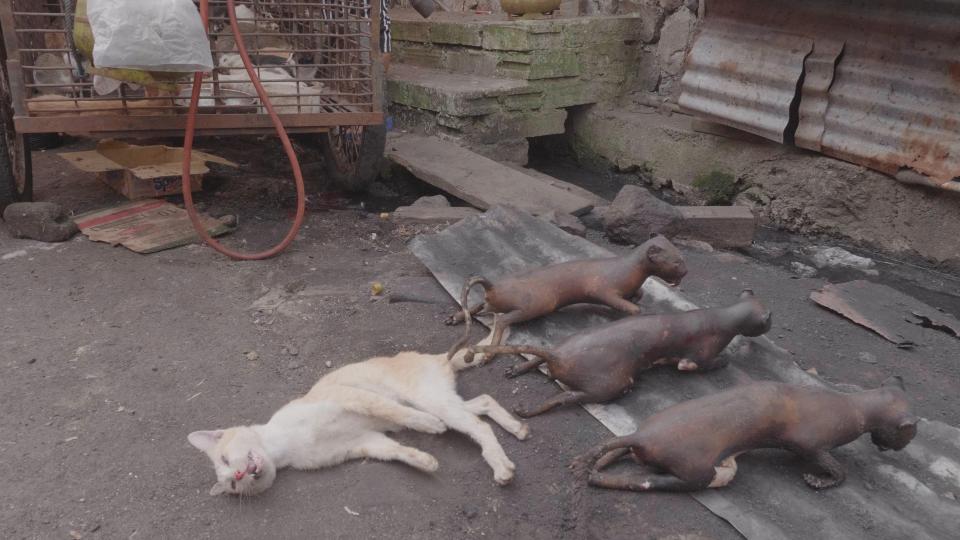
[448,346,479,371]
[447,330,496,371]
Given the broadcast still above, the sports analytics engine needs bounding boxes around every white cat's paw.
[513,423,530,441]
[492,457,516,486]
[409,413,446,434]
[417,453,440,473]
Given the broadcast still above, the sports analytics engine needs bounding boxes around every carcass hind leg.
[515,390,587,418]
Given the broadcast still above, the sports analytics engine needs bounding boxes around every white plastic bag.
[87,0,214,72]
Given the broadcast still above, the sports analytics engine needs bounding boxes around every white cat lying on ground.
[188,338,528,496]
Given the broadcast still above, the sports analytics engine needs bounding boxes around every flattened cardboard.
[74,199,234,254]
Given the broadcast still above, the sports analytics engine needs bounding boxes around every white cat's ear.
[209,483,228,496]
[188,430,224,451]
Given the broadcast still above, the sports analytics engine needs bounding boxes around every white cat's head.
[188,427,277,496]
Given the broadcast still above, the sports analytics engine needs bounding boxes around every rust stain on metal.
[810,283,916,348]
[680,0,960,191]
[811,279,960,348]
[795,40,844,152]
[678,21,812,143]
[949,62,960,87]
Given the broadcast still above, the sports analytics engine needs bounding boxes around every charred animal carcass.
[572,378,918,492]
[469,290,772,417]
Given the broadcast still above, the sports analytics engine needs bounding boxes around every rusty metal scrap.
[679,0,960,191]
[810,280,960,347]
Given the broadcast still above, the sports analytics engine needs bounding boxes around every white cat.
[188,341,528,496]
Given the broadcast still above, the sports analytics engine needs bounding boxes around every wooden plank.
[14,111,382,134]
[504,162,608,206]
[386,133,595,216]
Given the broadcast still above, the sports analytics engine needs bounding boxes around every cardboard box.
[60,140,236,200]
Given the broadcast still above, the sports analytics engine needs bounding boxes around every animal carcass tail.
[446,276,493,360]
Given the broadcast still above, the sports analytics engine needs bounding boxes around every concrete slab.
[388,64,533,116]
[392,205,480,224]
[386,133,596,216]
[676,205,756,248]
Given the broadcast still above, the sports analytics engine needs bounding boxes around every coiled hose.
[181,0,307,260]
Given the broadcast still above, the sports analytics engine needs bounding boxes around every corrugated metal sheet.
[677,22,812,143]
[795,40,843,152]
[412,206,960,540]
[679,0,960,191]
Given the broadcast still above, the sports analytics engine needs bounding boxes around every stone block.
[468,109,567,143]
[430,22,484,47]
[482,26,562,51]
[3,202,78,242]
[527,50,582,80]
[387,79,500,116]
[436,113,472,131]
[392,205,480,224]
[411,195,451,208]
[602,186,755,247]
[531,77,592,108]
[542,210,586,237]
[561,16,654,47]
[392,21,431,43]
[658,6,696,77]
[499,91,545,111]
[675,206,756,248]
[443,49,498,77]
[615,6,666,42]
[517,108,568,137]
[394,45,444,70]
[603,185,683,244]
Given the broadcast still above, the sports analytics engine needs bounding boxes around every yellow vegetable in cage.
[73,0,191,92]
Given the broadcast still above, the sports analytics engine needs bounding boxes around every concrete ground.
[2,137,958,539]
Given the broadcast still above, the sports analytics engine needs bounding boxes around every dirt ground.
[1,137,958,539]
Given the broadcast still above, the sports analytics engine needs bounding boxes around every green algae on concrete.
[430,22,484,47]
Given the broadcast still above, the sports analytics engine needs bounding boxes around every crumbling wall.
[569,105,960,270]
[572,0,700,101]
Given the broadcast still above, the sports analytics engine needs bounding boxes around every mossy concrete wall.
[569,105,960,269]
[388,12,658,163]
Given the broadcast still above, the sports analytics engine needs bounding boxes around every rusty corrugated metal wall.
[678,0,960,191]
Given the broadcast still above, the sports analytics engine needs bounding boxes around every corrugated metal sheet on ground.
[679,0,960,190]
[411,206,960,540]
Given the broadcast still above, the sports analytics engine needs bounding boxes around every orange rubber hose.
[181,0,306,260]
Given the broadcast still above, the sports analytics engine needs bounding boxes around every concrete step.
[391,8,653,85]
[387,63,536,117]
[386,133,597,217]
[387,63,568,163]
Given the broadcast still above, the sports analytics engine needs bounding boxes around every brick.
[430,22,484,47]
